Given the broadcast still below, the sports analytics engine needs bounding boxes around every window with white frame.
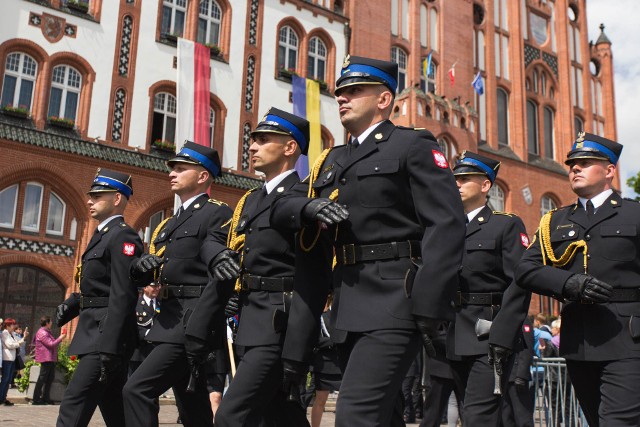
[1,52,37,111]
[46,192,66,235]
[278,26,299,72]
[488,184,505,211]
[197,0,221,47]
[151,92,177,144]
[0,185,18,228]
[161,0,187,37]
[420,59,436,94]
[307,37,327,82]
[540,195,557,216]
[209,107,215,148]
[22,182,43,232]
[391,47,407,92]
[48,65,81,121]
[497,88,509,146]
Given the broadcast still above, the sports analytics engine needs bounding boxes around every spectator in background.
[11,325,27,387]
[534,313,552,335]
[550,319,561,349]
[32,316,66,405]
[1,318,29,405]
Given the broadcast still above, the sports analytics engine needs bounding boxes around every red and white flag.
[448,62,456,86]
[176,38,211,152]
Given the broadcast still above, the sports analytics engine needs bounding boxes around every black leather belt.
[159,285,205,299]
[456,291,503,306]
[335,240,421,265]
[609,288,640,303]
[80,296,109,309]
[241,274,294,292]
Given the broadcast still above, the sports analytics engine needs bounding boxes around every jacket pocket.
[600,225,637,262]
[173,225,201,258]
[83,248,107,278]
[464,239,497,272]
[356,159,400,208]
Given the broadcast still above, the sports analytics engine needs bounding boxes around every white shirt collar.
[578,189,613,211]
[352,121,384,146]
[467,205,485,223]
[180,193,207,211]
[143,294,155,307]
[265,170,296,194]
[98,215,123,231]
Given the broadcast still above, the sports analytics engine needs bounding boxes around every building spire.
[596,23,612,45]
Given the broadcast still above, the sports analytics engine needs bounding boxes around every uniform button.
[478,244,482,247]
[290,215,295,221]
[343,204,348,209]
[616,230,621,234]
[168,238,172,243]
[184,231,188,234]
[245,247,250,253]
[340,178,347,185]
[248,228,253,233]
[323,179,327,183]
[587,254,591,260]
[374,166,380,172]
[585,234,591,241]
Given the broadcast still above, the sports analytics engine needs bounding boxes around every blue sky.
[586,0,640,197]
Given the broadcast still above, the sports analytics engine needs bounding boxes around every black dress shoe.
[4,400,15,406]
[44,400,55,405]
[32,400,46,405]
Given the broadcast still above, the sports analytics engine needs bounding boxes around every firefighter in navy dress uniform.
[123,142,232,427]
[56,169,143,427]
[516,133,640,427]
[185,108,312,427]
[271,56,466,427]
[129,283,161,375]
[447,151,531,426]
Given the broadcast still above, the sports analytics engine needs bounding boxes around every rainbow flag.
[292,75,321,178]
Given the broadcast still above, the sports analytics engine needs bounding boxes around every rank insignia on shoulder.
[492,211,515,217]
[102,227,109,233]
[120,223,127,227]
[208,199,228,206]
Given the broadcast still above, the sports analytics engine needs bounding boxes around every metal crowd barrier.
[531,357,589,427]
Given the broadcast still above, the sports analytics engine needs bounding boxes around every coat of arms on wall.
[29,12,77,43]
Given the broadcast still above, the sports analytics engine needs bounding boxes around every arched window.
[540,195,557,217]
[209,107,215,148]
[391,47,407,92]
[0,265,66,336]
[543,107,554,159]
[527,100,538,155]
[574,116,584,136]
[0,185,18,228]
[146,210,166,244]
[497,88,509,146]
[429,8,438,49]
[474,30,485,71]
[1,52,37,111]
[161,0,187,37]
[488,184,505,211]
[437,138,449,160]
[197,0,222,46]
[151,92,177,144]
[278,26,299,72]
[494,0,509,80]
[307,37,327,82]
[420,59,436,94]
[46,192,66,236]
[48,65,82,121]
[22,182,43,232]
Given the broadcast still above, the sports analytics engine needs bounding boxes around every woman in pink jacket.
[32,316,66,405]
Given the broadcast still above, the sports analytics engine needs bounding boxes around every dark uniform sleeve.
[200,203,234,266]
[512,319,534,381]
[515,223,574,299]
[269,180,314,231]
[490,216,532,350]
[408,133,466,320]
[99,226,143,354]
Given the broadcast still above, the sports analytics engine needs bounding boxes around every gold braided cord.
[74,264,82,284]
[228,189,255,292]
[307,148,333,198]
[299,188,340,253]
[538,209,589,273]
[149,217,172,281]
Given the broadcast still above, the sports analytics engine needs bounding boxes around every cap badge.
[342,54,351,68]
[95,168,101,178]
[375,133,383,140]
[460,150,467,160]
[576,131,585,148]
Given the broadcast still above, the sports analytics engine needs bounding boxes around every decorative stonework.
[118,15,134,76]
[542,52,558,77]
[29,12,77,43]
[524,43,541,67]
[111,89,126,142]
[249,0,259,45]
[0,236,75,257]
[242,122,252,171]
[244,56,256,112]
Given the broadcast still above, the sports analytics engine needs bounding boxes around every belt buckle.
[159,285,169,300]
[343,244,356,265]
[79,296,85,309]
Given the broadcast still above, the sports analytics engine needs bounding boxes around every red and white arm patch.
[524,324,531,333]
[123,243,136,256]
[432,150,449,169]
[520,233,530,247]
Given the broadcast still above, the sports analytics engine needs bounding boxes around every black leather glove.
[514,376,528,392]
[563,273,613,303]
[210,249,241,281]
[414,316,438,358]
[98,353,122,384]
[184,335,208,393]
[302,198,349,226]
[282,359,307,403]
[225,294,240,318]
[55,292,80,327]
[132,254,164,276]
[488,344,512,376]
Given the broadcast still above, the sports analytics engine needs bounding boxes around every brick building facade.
[0,0,617,336]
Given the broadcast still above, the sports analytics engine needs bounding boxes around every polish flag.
[448,63,456,86]
[176,38,211,152]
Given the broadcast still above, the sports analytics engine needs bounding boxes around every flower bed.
[1,104,31,119]
[48,116,76,129]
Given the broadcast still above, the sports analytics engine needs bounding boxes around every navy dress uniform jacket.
[136,194,232,345]
[69,217,143,357]
[516,192,640,361]
[272,120,465,363]
[130,296,156,363]
[449,206,531,356]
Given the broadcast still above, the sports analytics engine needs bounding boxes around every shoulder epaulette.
[492,211,515,217]
[208,198,229,206]
[396,125,425,131]
[120,222,127,227]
